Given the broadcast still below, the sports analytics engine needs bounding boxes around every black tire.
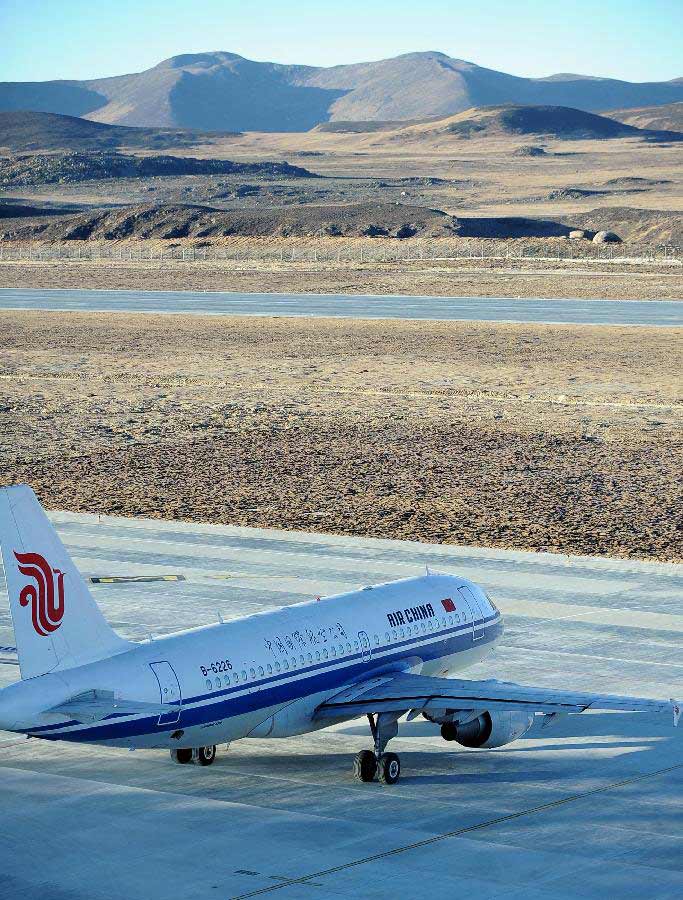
[441,723,458,742]
[195,745,217,766]
[377,752,401,785]
[352,750,377,782]
[171,748,193,764]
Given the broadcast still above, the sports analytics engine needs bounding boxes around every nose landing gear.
[352,712,402,785]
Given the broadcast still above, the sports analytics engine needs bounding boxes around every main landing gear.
[353,713,402,785]
[170,745,218,766]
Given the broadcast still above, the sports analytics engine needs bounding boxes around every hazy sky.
[2,0,682,83]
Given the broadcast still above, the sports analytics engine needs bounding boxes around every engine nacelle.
[428,710,535,748]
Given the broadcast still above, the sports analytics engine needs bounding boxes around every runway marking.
[90,574,186,584]
[228,762,683,898]
[506,647,683,669]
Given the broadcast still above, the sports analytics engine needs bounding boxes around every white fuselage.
[0,573,503,749]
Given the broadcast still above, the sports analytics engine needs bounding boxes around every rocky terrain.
[0,152,314,186]
[1,311,679,561]
[1,51,681,130]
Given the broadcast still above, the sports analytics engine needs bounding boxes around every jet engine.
[425,710,535,748]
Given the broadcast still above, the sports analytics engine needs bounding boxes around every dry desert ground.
[1,310,680,562]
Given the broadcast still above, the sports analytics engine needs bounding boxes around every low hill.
[0,110,238,152]
[0,153,316,186]
[1,51,681,131]
[2,201,678,245]
[390,104,683,141]
[603,102,683,133]
[0,201,459,241]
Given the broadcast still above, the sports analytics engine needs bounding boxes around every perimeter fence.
[0,241,681,265]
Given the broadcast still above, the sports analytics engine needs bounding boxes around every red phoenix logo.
[13,550,65,636]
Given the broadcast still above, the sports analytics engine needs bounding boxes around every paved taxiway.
[1,287,682,325]
[1,514,681,900]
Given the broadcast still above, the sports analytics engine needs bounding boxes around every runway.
[1,513,681,899]
[1,287,682,325]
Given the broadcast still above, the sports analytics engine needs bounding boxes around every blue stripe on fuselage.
[30,614,503,742]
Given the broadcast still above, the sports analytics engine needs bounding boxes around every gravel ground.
[1,311,680,561]
[1,257,682,299]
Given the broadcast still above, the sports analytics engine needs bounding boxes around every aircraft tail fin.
[0,485,128,679]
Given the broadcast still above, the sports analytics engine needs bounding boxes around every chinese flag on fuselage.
[441,598,456,612]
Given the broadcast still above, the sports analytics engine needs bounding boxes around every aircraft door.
[358,631,372,662]
[150,661,182,726]
[458,587,485,641]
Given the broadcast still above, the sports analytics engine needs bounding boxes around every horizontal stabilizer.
[43,690,165,724]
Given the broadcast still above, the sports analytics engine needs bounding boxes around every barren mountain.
[1,51,681,131]
[0,110,238,152]
[604,101,683,133]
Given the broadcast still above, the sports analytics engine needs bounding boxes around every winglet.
[672,700,681,727]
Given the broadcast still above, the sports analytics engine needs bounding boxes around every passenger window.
[385,632,390,642]
[283,659,289,671]
[308,653,313,664]
[233,672,239,683]
[322,649,328,660]
[275,662,281,673]
[374,634,380,645]
[300,655,305,665]
[392,629,397,641]
[442,617,447,627]
[291,657,297,668]
[267,664,273,674]
[448,615,453,625]
[258,666,264,677]
[400,629,405,638]
[215,676,222,688]
[250,668,256,679]
[346,642,352,653]
[338,644,344,655]
[330,646,336,658]
[315,651,321,661]
[206,679,212,690]
[354,640,359,651]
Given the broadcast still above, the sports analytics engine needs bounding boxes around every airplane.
[0,484,679,785]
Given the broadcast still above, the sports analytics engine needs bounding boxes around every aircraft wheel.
[441,723,458,742]
[170,748,193,764]
[377,752,401,785]
[352,749,377,782]
[194,745,217,766]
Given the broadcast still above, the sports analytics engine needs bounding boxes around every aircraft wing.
[316,673,681,725]
[42,690,166,724]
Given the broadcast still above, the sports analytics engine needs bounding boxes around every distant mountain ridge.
[1,51,681,132]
